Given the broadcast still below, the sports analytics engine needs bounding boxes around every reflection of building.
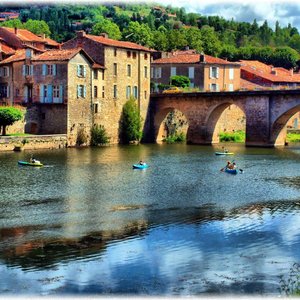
[151,50,241,92]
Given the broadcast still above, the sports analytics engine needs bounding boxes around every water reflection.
[1,144,300,295]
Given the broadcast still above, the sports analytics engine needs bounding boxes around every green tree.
[200,26,222,56]
[0,18,23,28]
[121,97,142,144]
[0,107,23,136]
[92,17,122,40]
[170,75,190,88]
[91,124,110,145]
[123,21,153,47]
[24,19,51,36]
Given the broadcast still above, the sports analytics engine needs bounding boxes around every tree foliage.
[91,16,122,40]
[121,97,142,144]
[0,107,23,136]
[91,124,110,145]
[170,75,190,88]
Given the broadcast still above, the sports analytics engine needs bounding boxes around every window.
[102,86,105,98]
[0,84,9,98]
[77,65,86,77]
[102,70,105,80]
[127,64,131,77]
[114,48,117,57]
[144,66,148,78]
[133,52,137,59]
[151,67,154,78]
[94,103,99,113]
[77,85,86,98]
[144,90,147,99]
[23,65,33,76]
[93,70,98,80]
[42,64,56,76]
[171,67,176,76]
[94,86,98,98]
[188,67,194,79]
[15,88,20,97]
[155,67,162,78]
[41,113,46,120]
[113,63,117,76]
[133,86,138,99]
[228,83,234,91]
[127,51,131,58]
[210,66,219,79]
[113,85,117,98]
[126,85,131,99]
[210,83,219,92]
[0,66,9,77]
[229,68,234,80]
[53,85,60,98]
[144,53,148,60]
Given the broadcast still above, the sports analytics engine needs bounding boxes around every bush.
[76,127,88,146]
[287,133,300,143]
[219,130,245,143]
[0,106,23,136]
[170,75,190,88]
[121,97,143,144]
[91,124,110,145]
[163,132,186,143]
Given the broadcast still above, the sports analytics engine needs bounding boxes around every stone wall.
[0,134,67,151]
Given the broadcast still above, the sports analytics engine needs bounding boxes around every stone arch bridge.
[144,90,300,147]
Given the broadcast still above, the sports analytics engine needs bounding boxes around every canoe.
[215,152,234,155]
[18,160,43,167]
[225,168,238,174]
[133,163,149,169]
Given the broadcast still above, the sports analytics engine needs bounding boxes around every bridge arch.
[154,107,189,142]
[271,104,300,146]
[205,102,246,144]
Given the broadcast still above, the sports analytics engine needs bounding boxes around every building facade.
[151,51,241,92]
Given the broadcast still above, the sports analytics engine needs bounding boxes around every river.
[1,143,300,296]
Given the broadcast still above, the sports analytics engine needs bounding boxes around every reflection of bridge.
[145,90,300,147]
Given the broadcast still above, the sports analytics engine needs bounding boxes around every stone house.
[62,31,153,143]
[240,60,300,89]
[151,50,241,92]
[0,47,103,146]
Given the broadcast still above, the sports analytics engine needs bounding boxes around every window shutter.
[0,67,3,76]
[42,64,46,75]
[47,85,53,103]
[77,85,80,98]
[209,67,212,79]
[77,65,80,77]
[53,64,57,76]
[216,67,219,79]
[59,85,63,102]
[40,85,44,103]
[7,85,9,97]
[24,85,28,102]
[6,67,9,77]
[83,66,86,77]
[22,65,26,76]
[83,85,86,98]
[30,65,33,75]
[216,84,219,92]
[209,83,211,91]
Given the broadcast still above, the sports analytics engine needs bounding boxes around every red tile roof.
[152,52,238,65]
[0,42,15,54]
[85,34,153,52]
[3,27,45,43]
[43,37,60,47]
[240,60,300,83]
[0,49,25,64]
[240,78,268,90]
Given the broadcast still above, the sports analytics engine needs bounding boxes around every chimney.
[76,30,86,38]
[100,33,108,38]
[185,46,189,51]
[200,52,205,63]
[14,27,17,34]
[290,68,294,76]
[271,67,277,76]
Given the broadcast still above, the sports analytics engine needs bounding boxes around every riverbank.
[0,134,67,151]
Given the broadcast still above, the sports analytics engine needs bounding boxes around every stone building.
[62,31,153,143]
[151,50,241,92]
[0,47,103,146]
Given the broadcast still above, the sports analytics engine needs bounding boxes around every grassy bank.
[219,131,245,143]
[286,133,300,143]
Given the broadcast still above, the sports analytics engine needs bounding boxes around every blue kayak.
[133,163,149,169]
[224,168,238,174]
[18,160,43,167]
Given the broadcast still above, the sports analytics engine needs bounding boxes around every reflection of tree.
[1,199,299,271]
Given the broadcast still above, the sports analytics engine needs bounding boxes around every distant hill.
[1,4,300,68]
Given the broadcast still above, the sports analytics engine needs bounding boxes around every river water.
[1,143,300,296]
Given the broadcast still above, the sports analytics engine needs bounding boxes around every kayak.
[215,152,234,155]
[133,163,149,169]
[225,168,238,174]
[18,160,43,167]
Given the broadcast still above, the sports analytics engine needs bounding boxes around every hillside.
[1,3,300,68]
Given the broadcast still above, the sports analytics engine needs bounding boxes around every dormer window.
[25,48,32,58]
